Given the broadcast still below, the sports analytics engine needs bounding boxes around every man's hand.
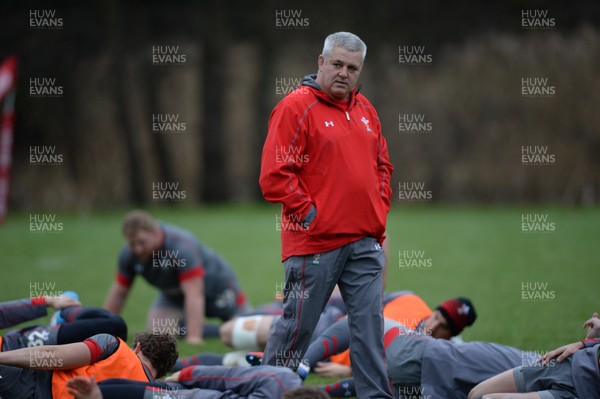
[45,295,81,310]
[584,312,600,339]
[539,341,584,365]
[314,361,353,378]
[164,371,180,382]
[67,376,103,399]
[185,335,204,345]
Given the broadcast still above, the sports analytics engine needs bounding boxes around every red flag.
[0,55,18,224]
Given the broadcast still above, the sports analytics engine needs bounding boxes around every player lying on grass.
[0,331,177,398]
[469,313,600,399]
[0,294,128,350]
[297,294,476,379]
[104,210,250,345]
[65,364,302,399]
[321,322,533,398]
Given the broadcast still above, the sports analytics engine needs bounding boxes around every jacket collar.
[301,74,358,111]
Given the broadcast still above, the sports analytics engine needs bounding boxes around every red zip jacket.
[260,75,393,261]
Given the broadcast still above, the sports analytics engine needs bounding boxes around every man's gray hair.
[322,32,367,62]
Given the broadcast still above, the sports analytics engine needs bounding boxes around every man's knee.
[219,319,235,346]
[222,315,268,350]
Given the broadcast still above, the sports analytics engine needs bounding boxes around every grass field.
[1,204,599,391]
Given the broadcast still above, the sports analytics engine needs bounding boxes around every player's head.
[282,386,331,399]
[316,32,366,101]
[122,210,161,261]
[424,297,477,339]
[133,332,178,379]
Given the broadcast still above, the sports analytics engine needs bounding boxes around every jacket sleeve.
[375,115,394,210]
[259,101,313,220]
[0,298,47,329]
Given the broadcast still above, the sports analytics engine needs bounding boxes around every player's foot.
[245,351,263,366]
[50,291,79,326]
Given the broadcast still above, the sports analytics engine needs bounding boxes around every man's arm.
[0,296,80,329]
[375,117,393,209]
[259,103,313,220]
[0,342,91,369]
[181,276,205,345]
[103,281,130,314]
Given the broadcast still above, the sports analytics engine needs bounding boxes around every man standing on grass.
[259,31,394,398]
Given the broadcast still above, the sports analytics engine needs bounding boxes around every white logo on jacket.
[361,116,372,132]
[324,121,334,127]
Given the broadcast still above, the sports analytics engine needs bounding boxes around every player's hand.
[314,361,353,378]
[584,312,600,339]
[539,341,583,365]
[46,295,81,310]
[164,371,180,382]
[185,335,204,345]
[67,375,102,399]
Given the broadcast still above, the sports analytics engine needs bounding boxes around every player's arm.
[103,280,130,314]
[259,103,314,222]
[0,341,91,369]
[181,276,205,345]
[540,337,600,364]
[104,252,134,314]
[0,296,79,329]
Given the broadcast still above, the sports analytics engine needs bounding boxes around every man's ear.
[318,54,325,71]
[132,342,141,354]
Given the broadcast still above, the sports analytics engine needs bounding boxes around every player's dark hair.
[282,386,331,399]
[134,332,178,379]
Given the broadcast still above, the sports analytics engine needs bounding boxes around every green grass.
[1,204,599,390]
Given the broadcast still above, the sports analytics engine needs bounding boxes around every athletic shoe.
[245,351,263,366]
[49,291,79,326]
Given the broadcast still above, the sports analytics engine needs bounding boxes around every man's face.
[423,310,453,339]
[127,229,159,262]
[316,46,363,101]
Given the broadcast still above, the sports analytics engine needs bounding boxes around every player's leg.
[171,353,225,372]
[263,247,346,369]
[312,299,346,340]
[56,306,128,342]
[469,366,569,399]
[69,377,216,399]
[338,237,392,399]
[303,317,350,369]
[219,315,273,350]
[469,369,521,399]
[174,365,302,398]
